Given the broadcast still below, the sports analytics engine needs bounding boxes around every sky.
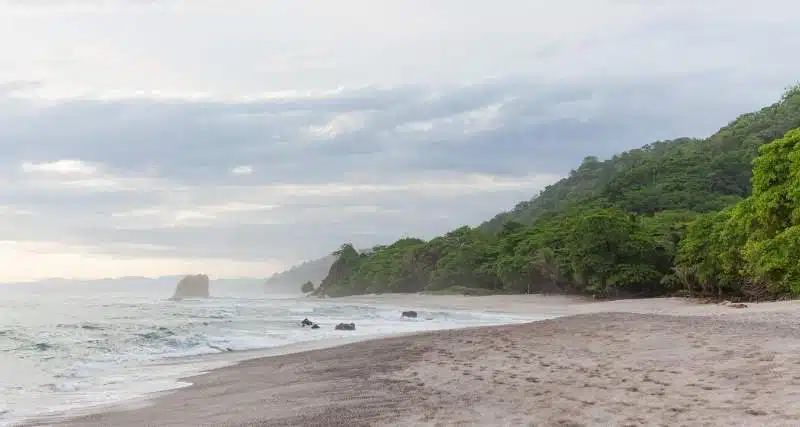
[0,0,799,281]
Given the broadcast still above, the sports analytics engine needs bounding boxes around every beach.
[24,295,800,426]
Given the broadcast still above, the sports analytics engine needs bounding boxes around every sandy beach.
[23,295,800,427]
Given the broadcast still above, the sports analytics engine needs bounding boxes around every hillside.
[316,85,800,300]
[480,87,800,233]
[264,255,337,293]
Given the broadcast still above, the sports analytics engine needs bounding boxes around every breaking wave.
[0,291,540,426]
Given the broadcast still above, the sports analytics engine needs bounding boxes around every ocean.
[0,280,541,426]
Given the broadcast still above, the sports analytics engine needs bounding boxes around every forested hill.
[264,255,336,293]
[480,87,800,233]
[318,85,800,300]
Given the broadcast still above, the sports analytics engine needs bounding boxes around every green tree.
[317,85,800,301]
[300,281,315,293]
[737,128,800,296]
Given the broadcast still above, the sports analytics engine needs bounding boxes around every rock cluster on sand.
[171,274,210,299]
[335,322,356,331]
[720,300,748,308]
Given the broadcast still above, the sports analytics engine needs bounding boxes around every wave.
[32,342,54,351]
[1,293,541,427]
[56,323,107,331]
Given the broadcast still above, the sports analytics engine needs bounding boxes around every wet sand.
[23,296,800,426]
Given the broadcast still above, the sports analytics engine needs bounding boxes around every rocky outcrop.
[720,300,749,309]
[335,322,356,331]
[171,274,210,299]
[301,318,321,329]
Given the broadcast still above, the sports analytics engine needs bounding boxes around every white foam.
[1,289,548,426]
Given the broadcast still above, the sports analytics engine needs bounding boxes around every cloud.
[21,159,97,175]
[17,158,165,193]
[0,1,798,280]
[230,165,253,175]
[0,239,283,282]
[307,112,369,140]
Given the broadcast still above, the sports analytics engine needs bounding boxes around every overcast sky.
[0,0,798,281]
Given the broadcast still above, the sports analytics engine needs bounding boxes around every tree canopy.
[317,85,800,300]
[300,281,315,293]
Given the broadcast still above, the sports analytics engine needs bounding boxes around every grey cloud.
[4,72,769,181]
[59,188,541,262]
[5,1,799,97]
[1,1,800,279]
[0,70,798,267]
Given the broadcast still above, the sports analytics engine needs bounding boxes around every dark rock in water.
[311,324,320,329]
[301,318,313,327]
[335,322,356,331]
[401,310,418,318]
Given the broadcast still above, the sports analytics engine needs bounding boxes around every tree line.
[310,85,800,300]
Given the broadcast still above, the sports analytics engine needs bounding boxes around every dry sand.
[23,295,800,427]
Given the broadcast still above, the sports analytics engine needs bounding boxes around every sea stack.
[171,274,211,299]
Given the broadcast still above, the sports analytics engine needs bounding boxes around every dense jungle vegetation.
[312,85,800,300]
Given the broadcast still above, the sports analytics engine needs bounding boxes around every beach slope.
[32,297,800,427]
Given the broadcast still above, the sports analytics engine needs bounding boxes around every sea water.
[0,280,542,425]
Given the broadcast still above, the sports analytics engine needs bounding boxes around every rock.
[170,274,210,300]
[311,324,320,329]
[301,318,313,327]
[401,310,418,318]
[335,322,356,331]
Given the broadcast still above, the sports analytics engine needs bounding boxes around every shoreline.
[14,335,391,427]
[21,294,800,426]
[12,295,544,427]
[13,329,469,427]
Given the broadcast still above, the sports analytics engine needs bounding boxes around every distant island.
[315,85,800,301]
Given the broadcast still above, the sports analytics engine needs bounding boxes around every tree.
[301,281,315,293]
[736,128,800,296]
[316,86,800,301]
[480,85,800,232]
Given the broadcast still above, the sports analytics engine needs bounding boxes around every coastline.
[22,294,800,426]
